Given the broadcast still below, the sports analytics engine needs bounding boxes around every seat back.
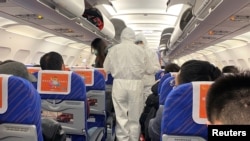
[158,73,171,95]
[27,67,41,74]
[155,69,164,80]
[159,76,175,106]
[100,71,116,141]
[36,70,88,141]
[161,81,213,141]
[71,69,106,139]
[0,74,42,141]
[71,69,106,116]
[104,73,114,114]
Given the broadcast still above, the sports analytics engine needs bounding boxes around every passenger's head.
[91,38,107,56]
[120,27,136,42]
[0,60,37,82]
[164,63,180,73]
[40,51,64,70]
[176,60,222,85]
[222,65,239,73]
[135,33,147,47]
[206,71,250,125]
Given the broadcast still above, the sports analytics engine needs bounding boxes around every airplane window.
[0,47,11,61]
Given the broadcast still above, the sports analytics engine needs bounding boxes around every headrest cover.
[71,69,94,86]
[95,68,107,81]
[0,74,9,114]
[37,70,72,95]
[192,81,213,124]
[0,61,37,82]
[27,67,41,74]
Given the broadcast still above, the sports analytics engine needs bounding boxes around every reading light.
[208,30,214,35]
[37,15,43,19]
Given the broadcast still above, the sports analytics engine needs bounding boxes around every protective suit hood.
[135,33,148,48]
[120,27,136,42]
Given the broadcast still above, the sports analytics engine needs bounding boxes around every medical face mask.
[94,50,98,55]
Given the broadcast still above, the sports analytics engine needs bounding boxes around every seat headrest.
[0,74,9,114]
[159,76,175,105]
[161,82,208,140]
[37,70,72,95]
[95,68,108,82]
[192,81,213,124]
[36,70,86,100]
[71,69,94,86]
[71,69,105,91]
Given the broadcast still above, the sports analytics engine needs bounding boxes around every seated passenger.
[0,60,37,82]
[148,60,222,141]
[222,65,239,73]
[40,51,65,70]
[206,71,250,125]
[0,60,67,141]
[140,63,180,141]
[157,63,180,93]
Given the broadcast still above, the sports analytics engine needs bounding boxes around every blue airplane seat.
[86,69,106,92]
[161,83,208,141]
[85,70,106,135]
[155,69,164,80]
[105,73,116,141]
[157,73,171,95]
[159,76,175,105]
[106,73,114,85]
[0,74,43,141]
[35,70,104,141]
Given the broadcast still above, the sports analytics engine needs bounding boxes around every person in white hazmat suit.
[135,33,161,102]
[103,27,155,141]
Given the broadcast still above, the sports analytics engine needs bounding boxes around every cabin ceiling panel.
[0,0,18,7]
[0,6,33,16]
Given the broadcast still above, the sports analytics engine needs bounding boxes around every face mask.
[94,50,98,55]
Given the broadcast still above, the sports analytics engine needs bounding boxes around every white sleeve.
[103,51,111,74]
[144,49,161,75]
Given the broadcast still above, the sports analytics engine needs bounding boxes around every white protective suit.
[135,33,161,102]
[104,27,154,141]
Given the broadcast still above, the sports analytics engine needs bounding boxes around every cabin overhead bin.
[166,0,224,51]
[51,0,85,20]
[36,0,115,41]
[52,0,115,40]
[110,18,127,42]
[159,27,174,53]
[83,6,115,40]
[36,0,86,20]
[167,4,193,50]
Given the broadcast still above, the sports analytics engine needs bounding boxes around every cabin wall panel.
[62,47,82,66]
[0,30,80,65]
[215,45,250,69]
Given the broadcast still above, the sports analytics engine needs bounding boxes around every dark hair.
[91,38,107,68]
[206,71,250,124]
[164,63,180,73]
[178,60,222,84]
[0,60,15,65]
[222,65,239,73]
[40,51,64,70]
[91,38,106,54]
